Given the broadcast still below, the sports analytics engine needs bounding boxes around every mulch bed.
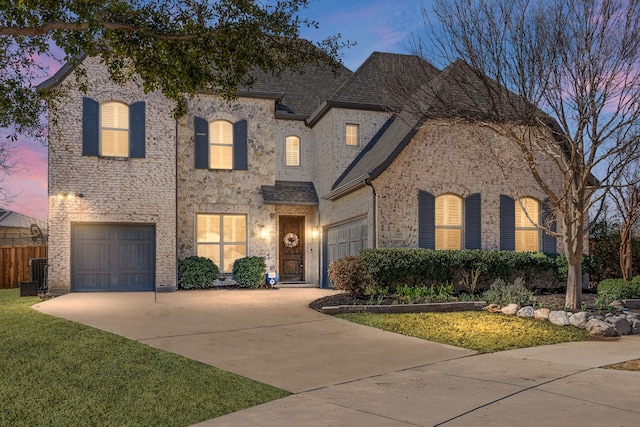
[309,291,601,313]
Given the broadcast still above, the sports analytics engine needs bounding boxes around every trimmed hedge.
[178,256,219,289]
[233,256,267,288]
[597,277,640,301]
[358,248,598,291]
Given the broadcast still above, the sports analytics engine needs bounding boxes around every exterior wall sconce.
[260,226,267,239]
[311,226,319,239]
[56,193,84,201]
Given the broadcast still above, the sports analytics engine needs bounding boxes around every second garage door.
[324,217,368,287]
[71,223,155,292]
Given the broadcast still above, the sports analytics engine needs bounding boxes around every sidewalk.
[34,290,640,426]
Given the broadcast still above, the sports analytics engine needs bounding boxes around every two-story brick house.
[43,51,562,294]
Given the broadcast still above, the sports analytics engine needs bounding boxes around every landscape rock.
[585,318,617,337]
[517,306,535,318]
[485,304,502,313]
[501,303,520,315]
[629,318,640,334]
[568,311,590,328]
[606,316,632,336]
[534,308,550,321]
[549,310,571,326]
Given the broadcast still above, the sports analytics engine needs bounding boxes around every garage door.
[71,224,155,291]
[323,217,368,287]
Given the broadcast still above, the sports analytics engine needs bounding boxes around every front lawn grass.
[337,311,590,353]
[0,289,289,427]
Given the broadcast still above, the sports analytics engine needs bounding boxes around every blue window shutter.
[500,194,515,251]
[541,198,557,253]
[233,119,248,170]
[82,97,99,156]
[465,193,482,249]
[418,190,435,249]
[194,116,209,169]
[129,101,145,158]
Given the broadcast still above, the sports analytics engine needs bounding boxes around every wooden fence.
[0,245,47,289]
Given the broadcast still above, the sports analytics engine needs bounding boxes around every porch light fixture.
[56,192,84,201]
[260,226,267,239]
[311,226,319,239]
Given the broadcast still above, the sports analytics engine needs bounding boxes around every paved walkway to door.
[34,289,640,426]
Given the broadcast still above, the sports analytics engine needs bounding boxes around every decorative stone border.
[321,301,486,315]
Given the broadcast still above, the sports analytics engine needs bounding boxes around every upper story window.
[209,120,233,170]
[346,123,359,146]
[515,197,539,252]
[101,101,129,157]
[285,136,300,166]
[82,97,146,158]
[194,117,248,171]
[435,194,463,250]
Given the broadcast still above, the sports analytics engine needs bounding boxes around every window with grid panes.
[515,198,539,252]
[196,214,247,272]
[435,194,463,250]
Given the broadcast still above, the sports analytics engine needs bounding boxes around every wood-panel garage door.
[71,224,155,291]
[324,217,368,287]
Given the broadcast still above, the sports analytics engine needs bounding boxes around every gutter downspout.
[364,179,378,248]
[174,118,179,292]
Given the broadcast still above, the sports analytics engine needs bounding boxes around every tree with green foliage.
[0,0,347,183]
[408,0,640,310]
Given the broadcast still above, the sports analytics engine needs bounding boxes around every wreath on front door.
[283,232,299,248]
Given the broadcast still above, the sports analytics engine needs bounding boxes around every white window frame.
[515,197,540,252]
[209,120,233,170]
[100,101,129,157]
[285,135,300,167]
[346,123,359,146]
[435,193,463,250]
[196,214,247,273]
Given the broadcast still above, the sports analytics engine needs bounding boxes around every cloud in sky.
[2,138,48,220]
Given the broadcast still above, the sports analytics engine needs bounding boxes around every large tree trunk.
[564,210,584,311]
[620,225,633,281]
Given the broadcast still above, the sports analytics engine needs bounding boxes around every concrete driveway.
[33,289,640,426]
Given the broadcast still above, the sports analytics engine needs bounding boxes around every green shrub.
[597,278,640,301]
[482,277,536,306]
[358,248,598,291]
[328,256,370,296]
[233,256,267,288]
[178,256,219,289]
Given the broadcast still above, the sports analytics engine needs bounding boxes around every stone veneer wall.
[176,95,277,273]
[275,120,314,182]
[47,56,177,294]
[372,119,564,252]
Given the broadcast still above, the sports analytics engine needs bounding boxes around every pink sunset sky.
[1,0,428,221]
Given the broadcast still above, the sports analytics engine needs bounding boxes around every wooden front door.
[279,216,305,282]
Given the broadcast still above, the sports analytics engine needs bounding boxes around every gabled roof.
[327,59,534,199]
[261,181,319,206]
[307,52,440,126]
[0,208,47,230]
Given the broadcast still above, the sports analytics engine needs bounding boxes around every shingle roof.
[330,52,440,108]
[261,181,319,206]
[329,59,520,197]
[240,62,352,118]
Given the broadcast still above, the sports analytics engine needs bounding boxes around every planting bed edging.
[321,301,486,315]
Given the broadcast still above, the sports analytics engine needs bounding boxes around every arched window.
[209,120,233,169]
[285,136,300,166]
[100,101,129,157]
[515,197,539,252]
[435,194,463,250]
